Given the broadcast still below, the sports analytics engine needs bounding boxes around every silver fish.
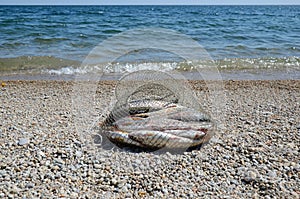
[129,130,205,148]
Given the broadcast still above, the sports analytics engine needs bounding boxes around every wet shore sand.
[0,80,299,198]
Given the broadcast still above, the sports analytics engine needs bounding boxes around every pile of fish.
[99,99,214,152]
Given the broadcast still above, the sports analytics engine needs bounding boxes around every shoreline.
[0,68,299,81]
[1,79,299,198]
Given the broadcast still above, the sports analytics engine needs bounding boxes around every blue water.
[0,5,299,78]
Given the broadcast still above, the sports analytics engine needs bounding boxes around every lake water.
[0,5,299,79]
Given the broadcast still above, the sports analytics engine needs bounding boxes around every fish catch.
[99,100,214,152]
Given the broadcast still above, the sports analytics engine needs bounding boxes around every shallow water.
[0,69,298,81]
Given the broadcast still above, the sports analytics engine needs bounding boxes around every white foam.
[43,62,183,75]
[42,57,300,75]
[46,66,89,75]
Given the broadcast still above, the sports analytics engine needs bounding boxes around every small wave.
[225,45,247,50]
[288,47,300,52]
[102,29,122,34]
[34,37,69,44]
[43,62,182,75]
[41,57,300,75]
[255,47,279,51]
[70,42,93,48]
[81,10,104,15]
[215,57,300,70]
[110,57,300,72]
[42,62,189,75]
[27,32,43,37]
[0,42,26,49]
[46,66,89,75]
[103,62,183,73]
[224,35,248,40]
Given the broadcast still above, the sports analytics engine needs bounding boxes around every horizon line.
[1,4,300,6]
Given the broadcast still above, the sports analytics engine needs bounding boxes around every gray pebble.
[126,183,132,189]
[94,164,101,169]
[75,151,82,158]
[268,170,277,178]
[18,138,29,146]
[25,183,34,189]
[111,178,118,186]
[37,151,45,157]
[244,170,257,182]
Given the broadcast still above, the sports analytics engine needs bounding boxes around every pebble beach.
[0,79,299,198]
